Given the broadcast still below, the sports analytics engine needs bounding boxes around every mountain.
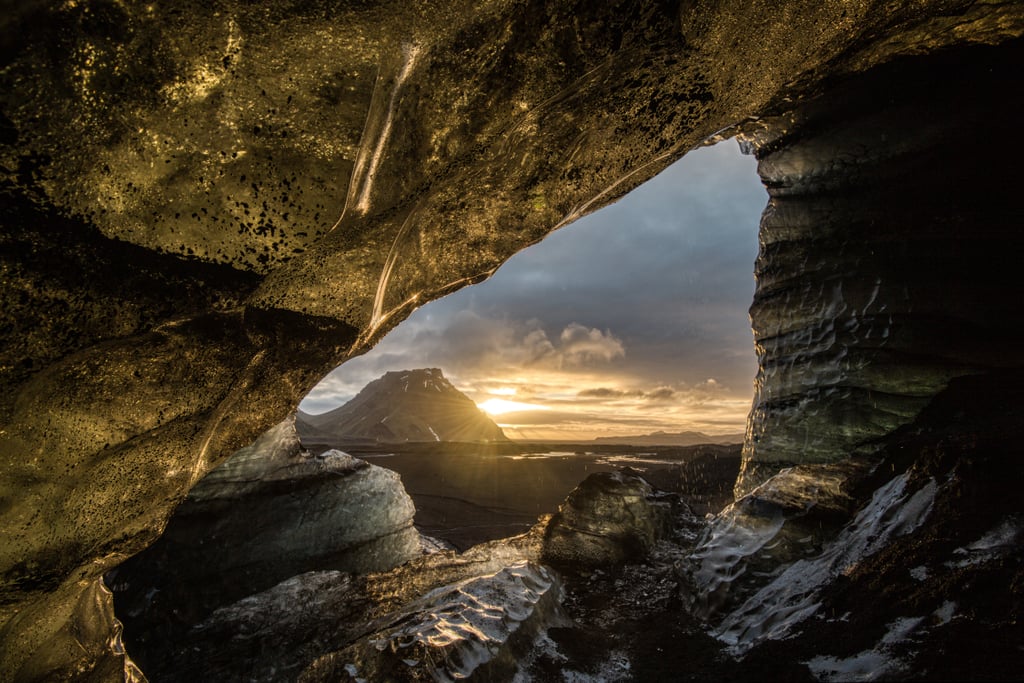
[296,368,508,444]
[592,430,744,446]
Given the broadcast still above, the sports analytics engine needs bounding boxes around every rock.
[541,470,674,569]
[109,417,421,672]
[300,561,567,683]
[297,368,506,445]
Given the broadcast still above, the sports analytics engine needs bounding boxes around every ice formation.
[304,562,567,682]
[711,472,938,652]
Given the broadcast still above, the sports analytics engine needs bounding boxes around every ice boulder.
[541,469,675,569]
[109,417,421,667]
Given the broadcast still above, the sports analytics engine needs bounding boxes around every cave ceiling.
[5,1,1020,328]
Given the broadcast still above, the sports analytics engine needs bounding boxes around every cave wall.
[736,39,1024,494]
[2,0,1024,680]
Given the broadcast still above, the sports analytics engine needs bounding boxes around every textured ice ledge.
[689,458,874,619]
[301,561,567,682]
[712,470,937,653]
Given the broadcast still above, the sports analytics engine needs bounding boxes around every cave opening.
[106,137,768,677]
[294,137,765,548]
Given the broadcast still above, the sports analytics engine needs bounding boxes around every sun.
[477,398,551,415]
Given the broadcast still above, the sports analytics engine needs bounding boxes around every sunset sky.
[300,139,766,440]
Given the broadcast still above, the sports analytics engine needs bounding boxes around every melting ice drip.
[331,41,427,345]
[370,204,421,333]
[331,42,422,233]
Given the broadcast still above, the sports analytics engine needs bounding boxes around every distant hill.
[591,430,744,446]
[296,368,508,445]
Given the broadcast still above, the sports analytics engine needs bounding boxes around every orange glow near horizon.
[464,371,750,441]
[477,398,552,415]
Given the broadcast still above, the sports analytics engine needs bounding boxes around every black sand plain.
[306,441,741,550]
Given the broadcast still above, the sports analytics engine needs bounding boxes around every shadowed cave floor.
[113,373,1024,681]
[529,371,1024,682]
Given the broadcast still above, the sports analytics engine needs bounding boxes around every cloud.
[494,410,669,427]
[576,387,634,399]
[301,313,627,412]
[557,323,625,365]
[389,313,625,374]
[576,385,676,402]
[646,386,676,401]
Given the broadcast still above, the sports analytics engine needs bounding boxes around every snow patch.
[947,516,1022,569]
[805,616,923,682]
[344,663,366,683]
[559,651,632,683]
[806,601,958,681]
[510,631,565,683]
[933,600,956,626]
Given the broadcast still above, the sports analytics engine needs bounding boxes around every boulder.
[541,470,674,569]
[109,417,420,671]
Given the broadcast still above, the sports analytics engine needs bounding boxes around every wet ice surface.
[320,561,567,683]
[690,497,787,618]
[706,471,938,652]
[687,460,874,621]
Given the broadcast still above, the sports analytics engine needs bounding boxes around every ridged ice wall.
[736,43,1023,495]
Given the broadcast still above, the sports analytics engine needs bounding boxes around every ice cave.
[1,1,1023,681]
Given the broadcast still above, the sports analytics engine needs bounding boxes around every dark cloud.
[577,387,635,399]
[493,410,666,427]
[576,386,677,402]
[646,386,677,401]
[367,314,625,374]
